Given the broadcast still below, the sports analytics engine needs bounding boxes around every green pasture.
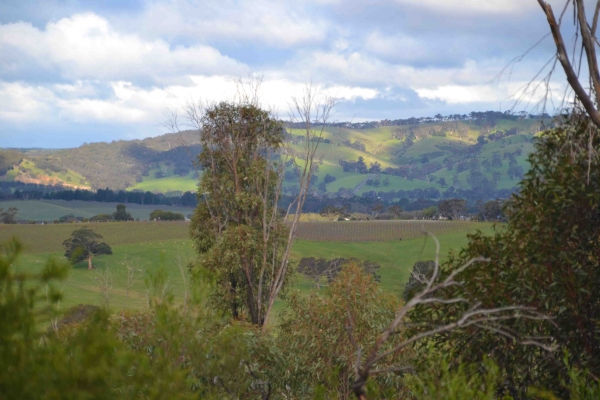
[292,223,496,293]
[2,221,499,316]
[0,200,194,222]
[128,174,199,193]
[15,239,195,312]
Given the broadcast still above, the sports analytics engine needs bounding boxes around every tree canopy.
[150,209,184,221]
[62,227,112,270]
[0,207,17,224]
[190,101,288,326]
[410,115,600,396]
[112,204,134,221]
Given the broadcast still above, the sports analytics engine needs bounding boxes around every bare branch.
[537,0,600,127]
[348,230,555,398]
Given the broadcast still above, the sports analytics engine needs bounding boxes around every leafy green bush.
[410,116,600,396]
[149,209,185,221]
[278,264,411,398]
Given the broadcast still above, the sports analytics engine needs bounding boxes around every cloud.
[0,81,54,122]
[0,0,571,148]
[396,0,536,14]
[0,76,379,130]
[126,0,329,48]
[0,13,248,84]
[415,80,568,108]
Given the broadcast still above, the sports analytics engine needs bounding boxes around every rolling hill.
[0,112,547,197]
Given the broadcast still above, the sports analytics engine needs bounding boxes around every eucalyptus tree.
[184,83,335,328]
[63,227,112,270]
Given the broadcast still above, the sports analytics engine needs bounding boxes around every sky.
[0,0,573,148]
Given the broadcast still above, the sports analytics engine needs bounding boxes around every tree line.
[286,110,551,130]
[0,187,198,207]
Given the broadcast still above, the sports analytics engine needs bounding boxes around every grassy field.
[128,174,199,193]
[2,220,498,316]
[0,221,190,253]
[294,220,482,241]
[0,200,194,222]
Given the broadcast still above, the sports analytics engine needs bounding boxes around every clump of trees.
[149,209,184,221]
[298,257,381,287]
[437,198,466,220]
[63,227,112,269]
[0,207,17,224]
[89,214,113,222]
[112,204,133,221]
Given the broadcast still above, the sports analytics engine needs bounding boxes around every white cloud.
[0,82,54,122]
[415,81,567,106]
[285,49,502,89]
[0,13,248,83]
[396,0,536,14]
[130,0,328,48]
[0,0,570,147]
[0,76,379,129]
[416,85,500,104]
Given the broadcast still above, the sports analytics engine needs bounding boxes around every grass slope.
[0,159,90,188]
[128,174,199,193]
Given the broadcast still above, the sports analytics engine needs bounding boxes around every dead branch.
[261,84,337,330]
[537,0,600,127]
[349,230,556,399]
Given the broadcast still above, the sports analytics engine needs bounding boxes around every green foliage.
[90,213,113,222]
[278,264,411,398]
[112,305,281,399]
[0,238,194,399]
[437,198,467,219]
[0,207,17,224]
[0,149,23,175]
[112,204,134,221]
[406,354,504,400]
[297,256,381,285]
[476,199,505,221]
[149,209,184,221]
[58,213,83,223]
[63,227,112,267]
[421,206,437,219]
[190,102,289,325]
[410,116,600,396]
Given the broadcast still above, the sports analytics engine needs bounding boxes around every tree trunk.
[88,255,93,270]
[230,276,239,319]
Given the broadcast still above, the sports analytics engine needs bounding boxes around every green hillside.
[1,114,545,196]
